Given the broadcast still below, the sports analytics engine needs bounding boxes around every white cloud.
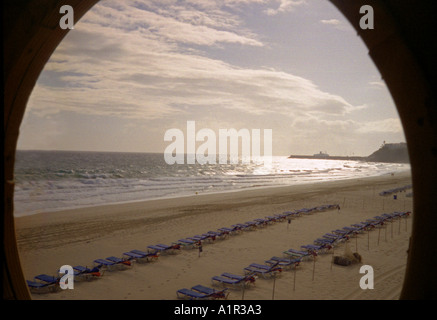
[21,0,401,155]
[265,0,306,15]
[356,118,403,134]
[320,19,341,26]
[30,0,357,122]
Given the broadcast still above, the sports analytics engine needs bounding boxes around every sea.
[13,150,411,217]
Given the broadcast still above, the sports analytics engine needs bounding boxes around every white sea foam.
[13,151,410,217]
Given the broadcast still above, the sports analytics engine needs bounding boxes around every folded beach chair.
[191,285,229,299]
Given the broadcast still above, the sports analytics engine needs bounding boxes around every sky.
[18,0,406,157]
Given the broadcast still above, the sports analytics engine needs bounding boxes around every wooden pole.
[378,227,381,245]
[312,256,316,281]
[242,281,245,300]
[368,229,370,251]
[355,233,358,251]
[272,275,276,300]
[331,247,334,270]
[293,265,297,291]
[391,221,393,239]
[399,218,401,234]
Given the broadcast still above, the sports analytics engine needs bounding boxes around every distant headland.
[288,142,410,164]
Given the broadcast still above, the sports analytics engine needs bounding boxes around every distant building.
[313,151,329,158]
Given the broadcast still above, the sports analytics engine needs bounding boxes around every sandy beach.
[15,170,413,300]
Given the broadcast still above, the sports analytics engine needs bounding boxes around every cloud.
[319,18,351,32]
[320,19,341,26]
[82,0,263,47]
[29,0,358,123]
[265,0,306,15]
[368,80,386,89]
[356,118,403,134]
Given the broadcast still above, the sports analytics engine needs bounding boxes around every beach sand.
[15,171,413,300]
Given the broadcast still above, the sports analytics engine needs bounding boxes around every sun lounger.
[205,231,224,241]
[343,226,362,234]
[221,273,246,280]
[191,285,229,299]
[265,216,279,222]
[301,244,324,252]
[283,248,311,260]
[147,245,170,254]
[254,218,269,226]
[177,288,210,300]
[249,263,277,270]
[188,235,209,242]
[94,258,128,271]
[265,256,301,269]
[106,256,132,267]
[314,238,336,247]
[174,239,197,249]
[26,279,59,294]
[212,275,243,286]
[129,249,159,261]
[35,274,59,284]
[27,274,60,294]
[72,266,102,281]
[148,243,180,254]
[243,265,282,279]
[212,273,256,287]
[218,227,237,235]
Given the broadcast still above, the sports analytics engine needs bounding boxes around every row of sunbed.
[175,205,343,299]
[26,204,340,295]
[294,210,412,258]
[176,210,411,300]
[379,184,413,196]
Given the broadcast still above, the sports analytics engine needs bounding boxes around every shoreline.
[15,170,413,300]
[14,170,411,222]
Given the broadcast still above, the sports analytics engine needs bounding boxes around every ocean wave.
[13,151,411,216]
